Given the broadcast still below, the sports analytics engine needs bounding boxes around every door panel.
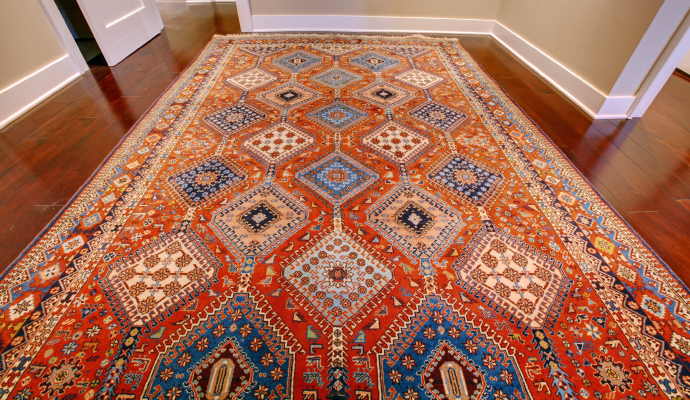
[76,0,163,66]
[101,0,144,24]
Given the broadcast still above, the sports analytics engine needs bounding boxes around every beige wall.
[497,0,664,94]
[0,0,67,91]
[250,0,503,20]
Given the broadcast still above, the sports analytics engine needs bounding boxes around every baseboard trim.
[251,15,494,35]
[248,15,632,119]
[595,96,636,119]
[0,55,81,130]
[0,15,631,124]
[490,22,614,119]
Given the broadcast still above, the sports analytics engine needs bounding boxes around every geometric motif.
[224,68,277,91]
[144,293,296,400]
[202,104,265,136]
[82,212,101,228]
[311,68,362,89]
[349,52,400,72]
[452,222,571,329]
[421,342,485,400]
[241,121,317,166]
[360,121,433,165]
[366,184,464,261]
[640,294,666,318]
[39,358,84,397]
[375,295,529,400]
[240,44,289,56]
[190,338,255,399]
[62,235,84,253]
[274,51,322,73]
[409,101,467,131]
[395,69,443,89]
[166,155,246,207]
[99,230,220,328]
[296,151,378,205]
[282,230,394,326]
[8,295,35,322]
[591,355,633,393]
[427,153,504,207]
[257,82,322,112]
[383,46,430,58]
[354,82,415,110]
[210,184,309,258]
[393,201,436,235]
[236,200,282,234]
[311,43,361,56]
[306,101,368,132]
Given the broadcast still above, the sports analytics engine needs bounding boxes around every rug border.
[2,38,220,277]
[447,37,690,294]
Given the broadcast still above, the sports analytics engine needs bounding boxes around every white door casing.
[76,0,164,66]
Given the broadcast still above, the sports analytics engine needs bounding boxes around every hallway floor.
[1,2,690,284]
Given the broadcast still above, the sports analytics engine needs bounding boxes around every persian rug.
[2,34,689,400]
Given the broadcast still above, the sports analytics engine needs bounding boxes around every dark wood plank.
[0,2,242,268]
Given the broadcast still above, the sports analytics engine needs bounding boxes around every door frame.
[37,0,165,70]
[628,9,690,118]
[36,0,89,75]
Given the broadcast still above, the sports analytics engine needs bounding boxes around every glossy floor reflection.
[1,3,689,286]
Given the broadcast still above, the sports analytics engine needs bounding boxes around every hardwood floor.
[1,3,690,286]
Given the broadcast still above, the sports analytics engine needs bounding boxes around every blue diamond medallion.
[409,101,468,132]
[311,68,362,89]
[307,102,368,132]
[349,52,399,72]
[237,200,282,234]
[427,154,504,207]
[274,51,322,73]
[296,152,378,205]
[167,156,246,207]
[203,104,265,136]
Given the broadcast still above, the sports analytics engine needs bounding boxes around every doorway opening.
[53,0,105,64]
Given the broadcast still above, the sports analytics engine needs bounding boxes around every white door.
[76,0,164,66]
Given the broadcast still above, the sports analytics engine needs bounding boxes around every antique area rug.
[2,34,690,400]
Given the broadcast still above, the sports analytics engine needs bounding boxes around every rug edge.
[2,36,226,277]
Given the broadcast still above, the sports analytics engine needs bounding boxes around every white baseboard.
[186,0,235,3]
[491,23,631,119]
[0,14,631,126]
[248,15,634,119]
[251,15,494,35]
[0,55,81,130]
[595,96,636,119]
